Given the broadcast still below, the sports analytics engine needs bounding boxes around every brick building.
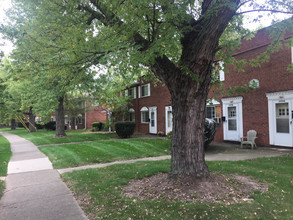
[51,103,107,130]
[121,23,293,148]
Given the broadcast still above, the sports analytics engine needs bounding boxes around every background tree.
[1,0,98,137]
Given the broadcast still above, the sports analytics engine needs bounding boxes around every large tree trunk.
[11,119,16,130]
[55,97,66,137]
[28,107,36,132]
[170,81,210,178]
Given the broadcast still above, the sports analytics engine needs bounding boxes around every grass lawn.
[1,128,117,146]
[0,135,11,176]
[62,156,293,219]
[39,139,171,169]
[0,134,12,198]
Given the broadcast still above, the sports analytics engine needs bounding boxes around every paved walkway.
[58,141,292,174]
[0,132,88,220]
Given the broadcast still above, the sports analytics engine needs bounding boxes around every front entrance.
[149,106,157,134]
[273,101,292,146]
[267,91,293,147]
[222,97,243,141]
[165,106,172,135]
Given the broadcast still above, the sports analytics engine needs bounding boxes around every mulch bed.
[122,172,268,205]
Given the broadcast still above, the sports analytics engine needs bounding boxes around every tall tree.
[3,0,293,178]
[75,0,293,178]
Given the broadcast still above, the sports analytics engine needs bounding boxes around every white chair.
[240,130,257,149]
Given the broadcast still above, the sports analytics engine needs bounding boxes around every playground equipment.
[15,114,37,132]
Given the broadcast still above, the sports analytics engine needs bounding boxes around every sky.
[0,0,291,56]
[0,0,13,55]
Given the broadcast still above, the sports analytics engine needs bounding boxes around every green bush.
[115,122,136,138]
[44,121,56,130]
[35,123,44,129]
[92,122,105,131]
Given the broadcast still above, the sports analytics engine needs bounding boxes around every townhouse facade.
[121,23,293,148]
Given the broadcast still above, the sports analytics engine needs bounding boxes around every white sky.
[0,0,13,55]
[0,0,291,56]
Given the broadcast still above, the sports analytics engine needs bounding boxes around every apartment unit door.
[149,106,157,134]
[271,100,293,147]
[222,97,243,141]
[165,106,173,135]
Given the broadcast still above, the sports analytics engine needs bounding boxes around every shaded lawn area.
[39,139,171,169]
[62,156,293,220]
[0,134,12,198]
[1,128,117,146]
[0,135,11,176]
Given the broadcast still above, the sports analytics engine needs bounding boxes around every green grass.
[0,135,11,176]
[0,134,11,199]
[62,156,293,219]
[39,139,171,169]
[1,128,117,146]
[0,181,4,198]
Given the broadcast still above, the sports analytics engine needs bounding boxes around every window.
[140,107,149,123]
[213,61,225,82]
[128,87,136,99]
[51,116,56,122]
[139,83,150,98]
[206,106,215,119]
[129,108,135,122]
[249,79,260,89]
[65,115,69,124]
[77,114,82,124]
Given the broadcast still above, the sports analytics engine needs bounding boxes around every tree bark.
[28,107,36,132]
[10,119,16,130]
[55,97,66,137]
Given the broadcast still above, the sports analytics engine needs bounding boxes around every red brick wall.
[86,106,107,129]
[130,81,171,134]
[209,27,292,146]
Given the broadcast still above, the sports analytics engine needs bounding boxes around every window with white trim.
[128,87,136,99]
[77,114,82,124]
[129,108,135,122]
[249,79,260,89]
[138,83,150,98]
[140,107,149,123]
[206,106,215,119]
[65,115,69,124]
[213,61,225,82]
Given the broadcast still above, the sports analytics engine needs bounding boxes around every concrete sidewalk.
[0,132,88,220]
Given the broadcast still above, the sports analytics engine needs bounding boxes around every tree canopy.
[1,0,293,178]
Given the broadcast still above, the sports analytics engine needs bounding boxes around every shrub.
[92,122,100,128]
[92,122,105,131]
[35,123,44,129]
[115,122,136,138]
[167,131,172,139]
[44,121,56,130]
[17,122,29,128]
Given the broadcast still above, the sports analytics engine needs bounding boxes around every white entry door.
[165,106,173,135]
[272,101,293,146]
[222,97,243,141]
[149,106,157,134]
